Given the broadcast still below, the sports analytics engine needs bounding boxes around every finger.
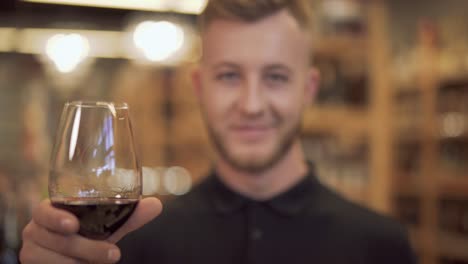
[20,241,80,264]
[25,221,121,264]
[108,197,162,243]
[32,199,79,235]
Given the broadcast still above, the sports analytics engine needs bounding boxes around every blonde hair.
[199,0,312,30]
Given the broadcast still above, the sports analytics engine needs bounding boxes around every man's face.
[195,10,317,173]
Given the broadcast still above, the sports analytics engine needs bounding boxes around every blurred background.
[0,0,467,263]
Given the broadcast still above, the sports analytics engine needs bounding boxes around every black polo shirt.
[118,167,416,264]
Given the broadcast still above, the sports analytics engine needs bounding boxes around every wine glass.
[48,101,141,240]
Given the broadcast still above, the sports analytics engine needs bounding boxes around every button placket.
[248,202,263,241]
[245,202,264,264]
[251,228,263,240]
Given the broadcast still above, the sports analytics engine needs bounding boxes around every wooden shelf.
[409,228,468,261]
[394,133,468,145]
[340,186,367,204]
[299,3,467,263]
[439,176,468,197]
[395,75,468,97]
[438,77,468,90]
[408,227,423,254]
[302,105,368,140]
[320,177,367,204]
[438,231,468,260]
[393,174,422,196]
[393,173,468,197]
[439,135,468,142]
[314,35,367,59]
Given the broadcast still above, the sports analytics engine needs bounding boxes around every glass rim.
[66,101,129,110]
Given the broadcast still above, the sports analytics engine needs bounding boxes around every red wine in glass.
[52,198,138,240]
[49,101,141,240]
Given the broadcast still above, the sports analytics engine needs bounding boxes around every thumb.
[107,197,162,243]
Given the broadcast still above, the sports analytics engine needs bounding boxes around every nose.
[238,78,266,117]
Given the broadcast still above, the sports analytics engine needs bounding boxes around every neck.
[215,140,308,201]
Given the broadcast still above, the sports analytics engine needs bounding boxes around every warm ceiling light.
[21,0,208,14]
[0,28,16,52]
[133,20,185,62]
[168,0,207,14]
[15,28,121,58]
[45,33,89,73]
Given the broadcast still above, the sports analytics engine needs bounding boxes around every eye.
[216,71,240,82]
[265,72,289,85]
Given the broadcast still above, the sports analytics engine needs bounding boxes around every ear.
[304,67,320,105]
[191,66,203,100]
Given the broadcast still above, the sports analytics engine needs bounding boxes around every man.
[20,0,416,263]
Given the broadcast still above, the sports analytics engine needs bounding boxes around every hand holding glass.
[49,101,141,240]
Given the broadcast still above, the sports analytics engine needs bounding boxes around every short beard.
[207,120,301,174]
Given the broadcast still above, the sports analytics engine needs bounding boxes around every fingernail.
[108,249,120,262]
[60,219,73,229]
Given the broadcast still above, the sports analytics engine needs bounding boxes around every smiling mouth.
[230,125,272,141]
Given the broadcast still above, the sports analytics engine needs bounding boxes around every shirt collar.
[208,172,248,215]
[207,162,320,217]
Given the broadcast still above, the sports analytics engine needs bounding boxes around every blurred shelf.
[395,135,423,146]
[393,84,421,96]
[314,35,367,59]
[319,176,367,204]
[333,185,367,204]
[309,3,468,264]
[439,176,468,197]
[395,75,468,94]
[439,77,468,90]
[393,174,422,196]
[439,135,468,143]
[302,105,368,139]
[438,231,468,260]
[340,186,367,204]
[409,228,468,261]
[394,133,468,144]
[393,174,468,198]
[408,227,423,254]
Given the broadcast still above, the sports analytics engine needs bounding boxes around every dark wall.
[0,0,16,12]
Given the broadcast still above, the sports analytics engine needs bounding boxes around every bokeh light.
[133,20,185,62]
[45,33,89,73]
[163,166,192,196]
